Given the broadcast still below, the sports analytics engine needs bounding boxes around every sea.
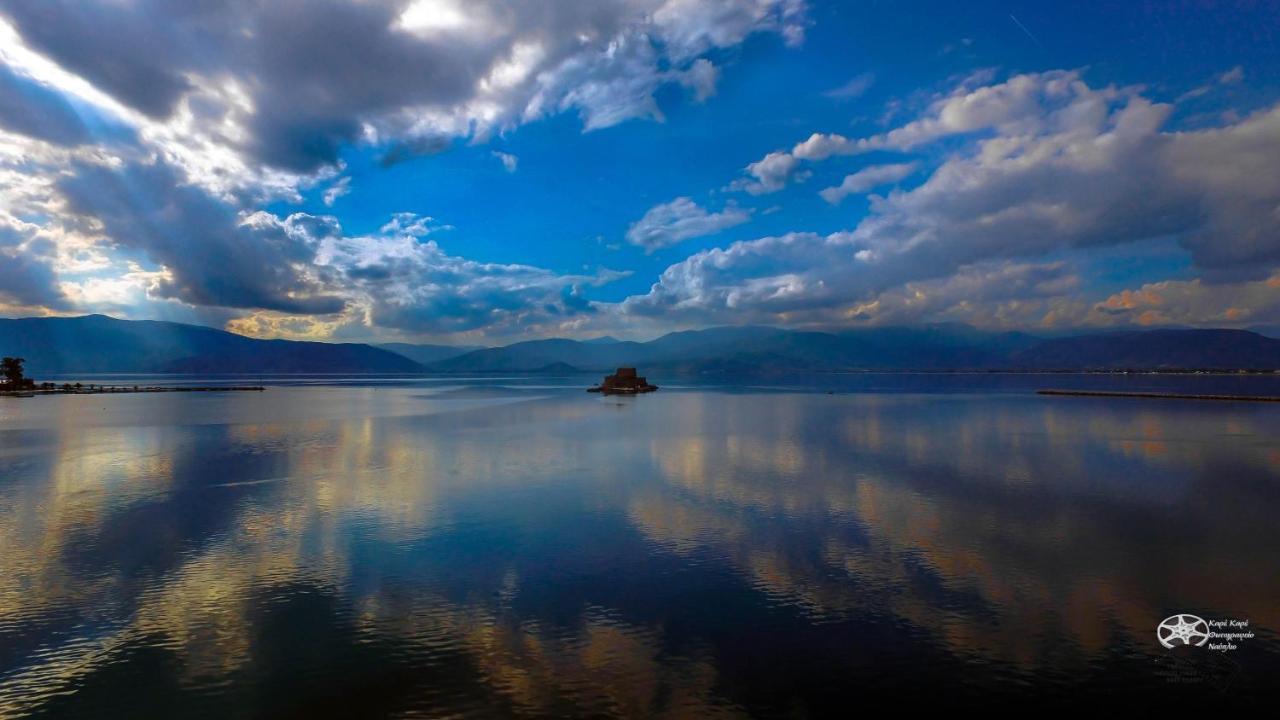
[1,373,1278,716]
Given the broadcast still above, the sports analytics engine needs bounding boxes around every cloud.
[0,245,67,309]
[314,213,629,336]
[982,272,1280,331]
[735,70,1105,192]
[833,260,1081,328]
[621,230,860,321]
[533,32,675,131]
[56,158,346,314]
[625,197,751,252]
[492,150,518,172]
[1177,65,1247,103]
[677,58,720,102]
[0,1,803,334]
[322,176,352,206]
[0,64,92,146]
[0,0,807,182]
[101,207,633,341]
[379,136,453,168]
[1219,66,1244,85]
[5,4,1277,341]
[1080,275,1280,328]
[818,162,916,204]
[832,72,1280,277]
[628,71,1280,327]
[651,0,808,56]
[729,150,801,195]
[822,72,874,100]
[0,103,629,338]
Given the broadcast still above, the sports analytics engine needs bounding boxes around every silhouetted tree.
[2,357,26,387]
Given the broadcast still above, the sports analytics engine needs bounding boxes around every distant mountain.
[426,326,1280,374]
[1010,329,1280,370]
[1246,324,1280,340]
[0,315,423,373]
[533,361,582,373]
[4,316,1279,376]
[426,325,1042,373]
[426,326,794,372]
[377,342,483,365]
[426,338,650,372]
[581,336,621,345]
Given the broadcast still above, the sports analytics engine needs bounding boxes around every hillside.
[1010,329,1280,370]
[377,342,483,365]
[0,315,423,373]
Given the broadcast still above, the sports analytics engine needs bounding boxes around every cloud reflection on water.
[1,387,1277,714]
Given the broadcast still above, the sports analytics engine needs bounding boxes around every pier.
[2,385,265,397]
[1037,389,1280,403]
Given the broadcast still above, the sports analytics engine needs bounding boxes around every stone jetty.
[2,384,265,398]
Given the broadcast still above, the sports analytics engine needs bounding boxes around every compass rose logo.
[1157,614,1210,649]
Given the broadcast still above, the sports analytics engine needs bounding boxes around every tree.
[2,357,26,387]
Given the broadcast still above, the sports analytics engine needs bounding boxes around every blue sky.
[2,1,1279,342]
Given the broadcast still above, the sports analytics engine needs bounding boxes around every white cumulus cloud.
[819,162,917,204]
[625,197,751,252]
[630,70,1280,328]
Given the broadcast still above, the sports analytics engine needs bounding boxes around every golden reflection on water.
[636,393,1280,668]
[0,391,727,716]
[1,388,1278,714]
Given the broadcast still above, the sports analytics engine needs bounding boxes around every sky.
[1,0,1279,343]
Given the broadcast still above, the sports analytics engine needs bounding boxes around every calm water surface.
[2,375,1279,716]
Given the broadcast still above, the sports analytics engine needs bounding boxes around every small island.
[588,367,658,395]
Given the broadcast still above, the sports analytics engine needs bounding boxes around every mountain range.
[3,315,1280,375]
[425,325,1280,373]
[375,342,483,365]
[0,315,419,373]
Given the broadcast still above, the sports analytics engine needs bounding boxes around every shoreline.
[15,368,1280,379]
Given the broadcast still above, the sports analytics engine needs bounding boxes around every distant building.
[588,367,658,394]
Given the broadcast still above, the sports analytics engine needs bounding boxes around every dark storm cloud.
[0,1,805,173]
[379,136,454,168]
[0,65,91,145]
[241,0,493,171]
[0,226,68,309]
[0,252,66,307]
[2,0,492,170]
[0,0,534,171]
[56,159,345,314]
[0,0,199,119]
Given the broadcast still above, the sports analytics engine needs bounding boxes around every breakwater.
[2,385,265,397]
[1037,389,1280,402]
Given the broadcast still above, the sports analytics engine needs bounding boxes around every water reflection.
[1,387,1277,715]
